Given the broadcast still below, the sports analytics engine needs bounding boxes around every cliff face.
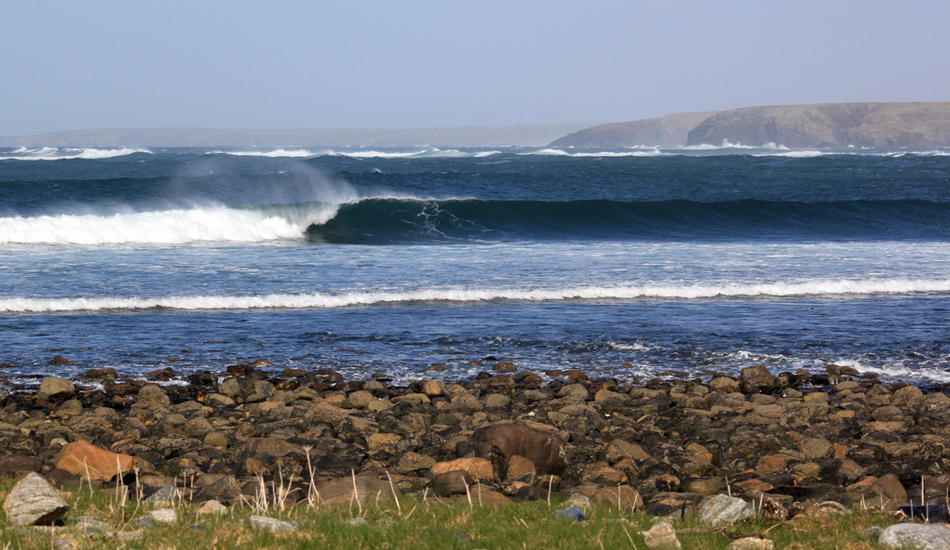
[549,112,718,148]
[686,102,950,148]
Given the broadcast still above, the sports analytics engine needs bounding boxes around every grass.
[0,480,904,550]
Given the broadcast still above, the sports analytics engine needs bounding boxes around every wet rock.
[37,376,75,400]
[699,494,753,526]
[134,384,170,407]
[879,523,950,549]
[55,440,134,482]
[642,521,682,549]
[83,368,118,380]
[2,472,70,526]
[471,423,569,475]
[739,365,774,393]
[422,380,445,397]
[50,355,72,365]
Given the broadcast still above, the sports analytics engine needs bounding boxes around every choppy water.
[1,144,949,387]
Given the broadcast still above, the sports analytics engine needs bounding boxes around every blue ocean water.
[1,145,949,387]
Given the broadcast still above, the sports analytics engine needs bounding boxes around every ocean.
[1,144,949,389]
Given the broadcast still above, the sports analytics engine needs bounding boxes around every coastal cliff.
[686,102,950,148]
[549,112,717,148]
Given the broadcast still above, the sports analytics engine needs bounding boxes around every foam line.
[3,278,949,313]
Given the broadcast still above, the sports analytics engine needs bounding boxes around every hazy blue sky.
[1,1,947,135]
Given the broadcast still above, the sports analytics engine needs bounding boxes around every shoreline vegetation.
[1,360,949,548]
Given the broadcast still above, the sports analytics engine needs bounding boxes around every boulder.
[431,457,496,481]
[36,376,75,400]
[642,521,682,549]
[3,473,70,525]
[55,440,134,482]
[879,523,950,549]
[430,470,475,497]
[316,475,398,506]
[699,494,753,526]
[739,365,774,393]
[471,424,569,475]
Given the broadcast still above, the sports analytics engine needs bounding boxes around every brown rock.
[0,455,43,475]
[866,473,907,509]
[396,452,436,473]
[422,380,445,397]
[317,475,398,506]
[756,455,788,476]
[506,455,536,481]
[740,365,774,393]
[493,362,517,373]
[431,457,497,481]
[471,423,569,475]
[734,479,774,492]
[430,470,474,497]
[591,485,643,511]
[583,466,627,486]
[49,355,72,365]
[36,376,75,400]
[367,433,402,455]
[55,440,133,482]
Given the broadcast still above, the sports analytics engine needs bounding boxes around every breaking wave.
[4,197,950,245]
[0,147,152,161]
[4,278,950,313]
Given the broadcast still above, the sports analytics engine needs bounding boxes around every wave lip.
[0,147,152,161]
[0,203,340,245]
[4,278,949,313]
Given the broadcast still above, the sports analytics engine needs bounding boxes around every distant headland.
[551,102,950,149]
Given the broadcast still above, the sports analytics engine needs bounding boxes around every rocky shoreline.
[2,360,949,522]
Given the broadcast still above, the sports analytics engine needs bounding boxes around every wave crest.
[3,278,949,313]
[0,147,152,161]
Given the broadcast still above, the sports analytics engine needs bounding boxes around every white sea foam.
[830,360,950,385]
[520,148,667,157]
[0,203,340,245]
[0,147,152,161]
[4,278,950,313]
[211,149,315,158]
[681,140,790,151]
[326,148,500,159]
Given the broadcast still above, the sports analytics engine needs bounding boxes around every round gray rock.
[879,524,950,549]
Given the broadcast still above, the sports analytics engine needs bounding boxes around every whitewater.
[1,145,949,386]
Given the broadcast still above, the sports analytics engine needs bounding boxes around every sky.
[1,0,948,136]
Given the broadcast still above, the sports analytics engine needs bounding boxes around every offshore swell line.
[3,278,950,313]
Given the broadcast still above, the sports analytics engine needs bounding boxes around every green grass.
[0,482,903,550]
